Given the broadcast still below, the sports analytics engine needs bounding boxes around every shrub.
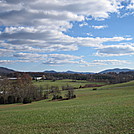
[92,88,97,90]
[58,96,63,99]
[51,86,61,100]
[52,95,62,100]
[79,85,82,88]
[23,97,32,104]
[73,95,76,98]
[8,96,15,104]
[44,90,49,99]
[65,87,76,99]
[0,97,4,104]
[17,97,21,103]
[44,94,48,99]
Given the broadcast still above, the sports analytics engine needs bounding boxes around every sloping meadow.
[0,81,134,134]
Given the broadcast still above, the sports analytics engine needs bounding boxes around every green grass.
[33,79,106,89]
[0,81,134,134]
[99,80,134,90]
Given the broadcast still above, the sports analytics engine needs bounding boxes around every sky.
[0,0,134,73]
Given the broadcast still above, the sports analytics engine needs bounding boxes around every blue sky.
[0,0,134,73]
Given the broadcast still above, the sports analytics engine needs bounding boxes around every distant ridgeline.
[0,67,134,84]
[99,68,134,74]
[0,67,15,75]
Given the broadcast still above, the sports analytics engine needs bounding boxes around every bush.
[0,97,4,104]
[52,95,62,100]
[79,85,82,88]
[93,88,97,90]
[73,95,76,98]
[23,97,32,104]
[52,95,56,100]
[8,96,15,104]
[58,96,63,99]
[44,94,48,99]
[17,97,21,103]
[65,88,76,99]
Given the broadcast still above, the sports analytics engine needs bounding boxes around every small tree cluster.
[64,85,76,99]
[51,86,62,100]
[45,84,76,100]
[62,84,73,90]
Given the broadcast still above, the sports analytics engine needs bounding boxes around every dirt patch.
[0,103,34,109]
[81,84,105,88]
[0,104,22,109]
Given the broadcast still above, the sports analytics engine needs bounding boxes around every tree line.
[5,71,134,84]
[0,74,76,104]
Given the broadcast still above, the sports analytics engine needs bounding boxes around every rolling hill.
[99,68,134,74]
[0,80,134,134]
[44,70,94,74]
[0,67,15,75]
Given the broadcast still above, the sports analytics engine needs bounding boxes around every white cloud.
[0,48,14,56]
[75,36,132,47]
[79,22,88,27]
[93,59,130,65]
[0,60,31,64]
[127,0,134,9]
[96,44,134,56]
[1,52,129,67]
[92,25,108,29]
[12,53,83,65]
[0,0,130,51]
[0,0,133,67]
[0,24,131,54]
[0,60,15,64]
[0,0,124,26]
[86,33,93,36]
[79,59,130,67]
[119,11,134,18]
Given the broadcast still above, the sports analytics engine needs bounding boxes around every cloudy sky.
[0,0,134,72]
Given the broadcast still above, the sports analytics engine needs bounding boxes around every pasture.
[0,80,134,134]
[33,79,106,89]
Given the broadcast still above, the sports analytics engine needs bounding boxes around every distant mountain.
[0,67,16,75]
[65,70,94,74]
[99,68,134,74]
[2,67,133,76]
[44,70,94,74]
[44,70,57,73]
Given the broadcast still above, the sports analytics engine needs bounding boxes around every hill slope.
[0,67,15,75]
[0,81,134,134]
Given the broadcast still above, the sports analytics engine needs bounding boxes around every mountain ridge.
[99,68,134,74]
[0,67,134,75]
[0,67,16,75]
[44,70,94,74]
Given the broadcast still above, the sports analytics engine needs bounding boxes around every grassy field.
[0,80,134,134]
[33,79,106,89]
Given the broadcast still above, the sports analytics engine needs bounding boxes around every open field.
[0,80,134,134]
[33,79,106,89]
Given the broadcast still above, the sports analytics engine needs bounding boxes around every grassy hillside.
[99,80,134,90]
[0,81,134,134]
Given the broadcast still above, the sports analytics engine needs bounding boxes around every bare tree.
[65,85,76,99]
[51,86,62,100]
[0,78,12,104]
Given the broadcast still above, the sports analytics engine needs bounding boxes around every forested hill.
[99,68,134,74]
[0,67,15,75]
[44,70,94,74]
